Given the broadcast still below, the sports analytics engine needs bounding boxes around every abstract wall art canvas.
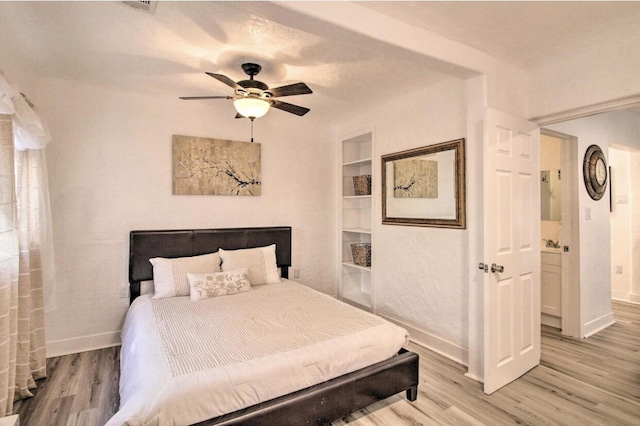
[172,135,261,196]
[393,157,438,198]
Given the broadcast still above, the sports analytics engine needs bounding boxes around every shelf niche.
[339,131,374,312]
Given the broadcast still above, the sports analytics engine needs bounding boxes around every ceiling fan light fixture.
[233,97,270,119]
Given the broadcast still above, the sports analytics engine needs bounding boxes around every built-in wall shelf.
[338,130,374,313]
[343,158,373,167]
[343,228,372,234]
[342,261,372,272]
[341,290,372,310]
[343,195,372,199]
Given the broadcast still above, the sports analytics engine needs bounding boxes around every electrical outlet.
[617,194,629,204]
[293,268,301,279]
[119,286,129,298]
[615,265,623,274]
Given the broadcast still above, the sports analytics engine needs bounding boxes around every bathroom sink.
[541,247,562,253]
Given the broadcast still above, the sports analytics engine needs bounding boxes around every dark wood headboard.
[128,226,292,303]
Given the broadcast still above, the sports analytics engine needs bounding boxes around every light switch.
[585,207,591,220]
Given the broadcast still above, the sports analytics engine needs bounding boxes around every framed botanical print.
[382,138,466,228]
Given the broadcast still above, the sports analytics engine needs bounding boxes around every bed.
[110,226,419,425]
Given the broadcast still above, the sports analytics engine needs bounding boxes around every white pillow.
[187,268,251,301]
[150,252,221,299]
[219,244,280,285]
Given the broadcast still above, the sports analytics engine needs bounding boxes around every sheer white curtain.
[0,73,53,416]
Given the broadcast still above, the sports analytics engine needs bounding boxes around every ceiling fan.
[180,63,312,120]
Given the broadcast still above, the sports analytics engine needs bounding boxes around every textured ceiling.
[359,1,640,68]
[1,1,639,119]
[0,1,448,118]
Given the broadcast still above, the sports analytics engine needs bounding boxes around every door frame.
[540,128,581,338]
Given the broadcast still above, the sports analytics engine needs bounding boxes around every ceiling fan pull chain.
[250,118,254,143]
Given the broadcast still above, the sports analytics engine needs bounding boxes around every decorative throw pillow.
[219,244,280,285]
[187,268,251,301]
[150,252,221,299]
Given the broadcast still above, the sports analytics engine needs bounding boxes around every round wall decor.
[583,144,607,200]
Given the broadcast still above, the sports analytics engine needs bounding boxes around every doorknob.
[491,263,504,273]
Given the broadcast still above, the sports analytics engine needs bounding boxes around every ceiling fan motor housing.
[237,79,269,91]
[237,64,270,97]
[235,84,271,100]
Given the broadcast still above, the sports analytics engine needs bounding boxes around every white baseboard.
[583,311,616,338]
[379,314,468,366]
[611,290,630,302]
[464,371,483,383]
[541,313,561,329]
[46,331,121,358]
[0,414,18,426]
[629,293,640,304]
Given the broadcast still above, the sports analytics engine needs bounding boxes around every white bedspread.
[107,280,408,426]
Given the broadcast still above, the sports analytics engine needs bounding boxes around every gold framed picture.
[382,138,466,228]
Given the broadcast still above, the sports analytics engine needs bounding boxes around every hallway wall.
[609,148,633,301]
[548,107,640,334]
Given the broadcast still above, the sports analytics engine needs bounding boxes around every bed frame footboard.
[194,348,419,426]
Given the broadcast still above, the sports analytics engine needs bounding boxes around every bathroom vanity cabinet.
[541,249,562,328]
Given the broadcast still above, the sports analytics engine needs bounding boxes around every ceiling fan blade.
[205,72,241,90]
[179,96,233,100]
[268,82,313,98]
[271,100,310,116]
[235,113,246,119]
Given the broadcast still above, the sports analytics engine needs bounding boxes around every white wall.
[547,108,640,334]
[0,57,337,355]
[336,76,469,357]
[630,151,640,303]
[609,148,632,301]
[606,124,640,305]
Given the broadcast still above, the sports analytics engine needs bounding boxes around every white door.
[483,108,541,394]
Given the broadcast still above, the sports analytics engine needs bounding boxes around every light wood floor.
[14,301,640,425]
